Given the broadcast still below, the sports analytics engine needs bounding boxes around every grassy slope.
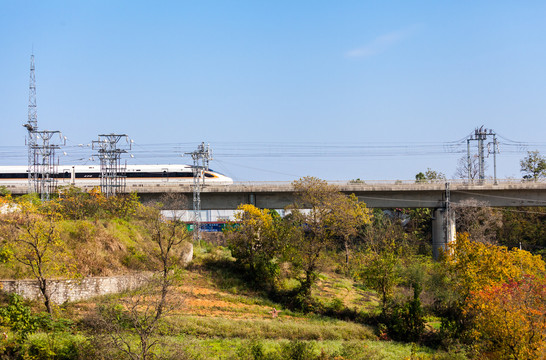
[0,218,155,279]
[61,245,455,359]
[0,219,458,359]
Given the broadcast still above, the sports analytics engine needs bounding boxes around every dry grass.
[313,272,379,312]
[0,219,157,279]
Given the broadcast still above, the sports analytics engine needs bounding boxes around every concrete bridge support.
[432,208,456,260]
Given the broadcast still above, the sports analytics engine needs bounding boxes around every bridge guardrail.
[232,178,543,186]
[3,178,546,195]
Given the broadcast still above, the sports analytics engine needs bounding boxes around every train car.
[0,164,233,187]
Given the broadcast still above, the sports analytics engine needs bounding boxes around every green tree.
[287,177,346,303]
[328,193,371,275]
[497,207,546,252]
[404,208,433,255]
[520,150,546,181]
[386,277,426,342]
[359,239,403,315]
[0,200,76,314]
[415,168,446,183]
[361,209,409,254]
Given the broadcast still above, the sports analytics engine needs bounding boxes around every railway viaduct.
[129,180,546,209]
[9,180,546,209]
[8,180,546,258]
[134,179,546,259]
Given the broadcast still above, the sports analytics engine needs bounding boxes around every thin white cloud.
[345,25,421,59]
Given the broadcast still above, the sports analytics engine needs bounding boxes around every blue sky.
[1,1,546,181]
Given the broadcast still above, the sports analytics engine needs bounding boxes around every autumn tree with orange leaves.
[467,275,546,359]
[436,232,546,351]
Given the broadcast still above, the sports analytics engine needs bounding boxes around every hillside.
[0,241,459,359]
[56,245,453,360]
[0,218,161,279]
[3,190,542,359]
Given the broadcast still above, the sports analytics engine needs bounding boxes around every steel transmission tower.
[33,131,66,200]
[185,142,213,241]
[23,54,66,200]
[466,126,499,184]
[24,54,39,193]
[92,134,131,197]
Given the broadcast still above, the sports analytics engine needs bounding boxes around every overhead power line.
[2,135,546,165]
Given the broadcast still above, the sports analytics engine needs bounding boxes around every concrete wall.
[0,273,152,304]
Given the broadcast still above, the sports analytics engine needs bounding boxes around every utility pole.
[490,133,499,185]
[92,134,131,197]
[185,142,213,241]
[466,126,499,184]
[444,182,453,247]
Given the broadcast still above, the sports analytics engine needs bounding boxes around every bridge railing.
[3,178,544,195]
[232,178,540,186]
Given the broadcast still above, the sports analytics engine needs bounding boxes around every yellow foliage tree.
[226,204,278,281]
[57,185,141,220]
[444,232,545,299]
[441,232,546,355]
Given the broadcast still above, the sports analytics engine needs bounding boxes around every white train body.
[0,164,233,187]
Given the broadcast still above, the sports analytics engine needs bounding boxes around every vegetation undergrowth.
[1,178,546,359]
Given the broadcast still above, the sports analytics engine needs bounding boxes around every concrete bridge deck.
[6,179,546,209]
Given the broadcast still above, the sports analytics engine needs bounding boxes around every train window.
[0,173,27,179]
[76,173,99,178]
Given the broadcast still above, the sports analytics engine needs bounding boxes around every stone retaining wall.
[0,243,193,304]
[0,273,153,304]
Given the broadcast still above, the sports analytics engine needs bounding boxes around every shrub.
[235,340,272,360]
[467,275,546,359]
[281,340,316,360]
[385,283,425,342]
[0,294,39,339]
[24,332,87,360]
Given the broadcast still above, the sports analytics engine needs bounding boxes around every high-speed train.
[0,164,233,187]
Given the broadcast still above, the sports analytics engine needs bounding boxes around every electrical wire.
[3,132,546,165]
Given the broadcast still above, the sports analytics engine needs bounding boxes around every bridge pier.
[432,208,455,260]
